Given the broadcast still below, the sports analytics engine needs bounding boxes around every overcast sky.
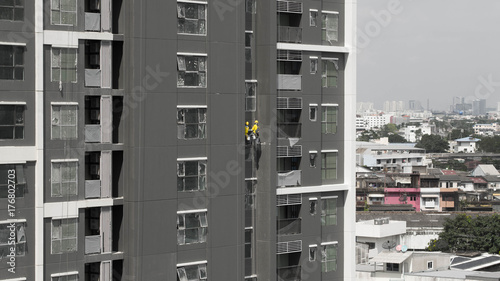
[357,0,500,111]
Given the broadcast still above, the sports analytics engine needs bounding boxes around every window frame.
[51,160,78,197]
[321,11,339,44]
[321,196,338,226]
[0,0,24,21]
[321,58,339,88]
[51,272,79,281]
[51,104,78,140]
[51,47,78,83]
[310,56,318,74]
[0,164,26,198]
[427,260,433,270]
[177,53,207,88]
[0,104,25,139]
[309,244,317,261]
[51,218,78,254]
[51,0,77,26]
[177,0,207,36]
[309,9,318,27]
[177,106,207,140]
[0,44,24,80]
[321,242,338,272]
[177,261,208,281]
[321,104,338,134]
[0,221,27,258]
[177,209,208,245]
[245,81,257,112]
[309,104,317,122]
[321,151,338,181]
[177,158,207,192]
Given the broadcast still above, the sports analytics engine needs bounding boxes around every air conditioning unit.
[382,218,390,224]
[374,219,383,225]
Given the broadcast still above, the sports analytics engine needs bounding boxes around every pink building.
[384,187,421,211]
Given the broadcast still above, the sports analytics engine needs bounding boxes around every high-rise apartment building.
[0,0,356,280]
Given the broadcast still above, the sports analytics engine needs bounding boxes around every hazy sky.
[357,0,500,111]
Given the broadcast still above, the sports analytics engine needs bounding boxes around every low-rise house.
[471,164,500,177]
[356,219,406,260]
[453,137,481,153]
[357,142,427,173]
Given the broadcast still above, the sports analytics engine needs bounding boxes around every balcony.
[278,26,302,43]
[277,74,302,91]
[424,200,436,208]
[85,12,101,31]
[85,124,101,143]
[441,200,455,208]
[85,69,102,87]
[277,170,301,187]
[277,265,301,281]
[85,235,102,254]
[85,179,101,199]
[277,218,301,235]
[278,123,301,139]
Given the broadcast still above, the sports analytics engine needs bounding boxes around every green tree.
[416,134,449,153]
[357,130,379,142]
[427,214,500,253]
[388,134,407,143]
[477,136,500,153]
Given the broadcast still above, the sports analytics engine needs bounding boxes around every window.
[309,151,317,168]
[0,0,24,21]
[52,274,78,281]
[177,159,206,192]
[245,82,256,112]
[51,48,77,83]
[309,105,317,121]
[309,245,317,261]
[245,32,253,63]
[177,54,206,87]
[0,221,26,258]
[177,210,208,245]
[177,262,207,281]
[51,105,78,140]
[245,180,256,210]
[0,105,24,139]
[321,243,338,272]
[386,263,399,272]
[0,45,24,80]
[177,107,206,140]
[322,11,339,44]
[245,228,252,258]
[321,151,337,181]
[310,57,318,74]
[321,105,337,134]
[0,164,26,198]
[177,1,206,35]
[245,0,256,14]
[51,0,77,25]
[321,59,338,88]
[321,197,337,225]
[427,261,433,270]
[51,218,77,254]
[51,161,78,197]
[309,10,317,26]
[309,198,317,215]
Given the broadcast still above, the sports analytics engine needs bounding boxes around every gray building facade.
[0,0,356,280]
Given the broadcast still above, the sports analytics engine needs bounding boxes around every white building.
[403,124,432,142]
[473,123,499,136]
[362,114,393,130]
[357,142,427,173]
[453,137,481,153]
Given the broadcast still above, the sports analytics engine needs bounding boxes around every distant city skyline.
[357,0,500,111]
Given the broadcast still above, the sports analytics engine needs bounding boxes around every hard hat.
[246,122,249,125]
[254,120,258,124]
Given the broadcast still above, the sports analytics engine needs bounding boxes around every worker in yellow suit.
[245,122,250,140]
[251,120,259,137]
